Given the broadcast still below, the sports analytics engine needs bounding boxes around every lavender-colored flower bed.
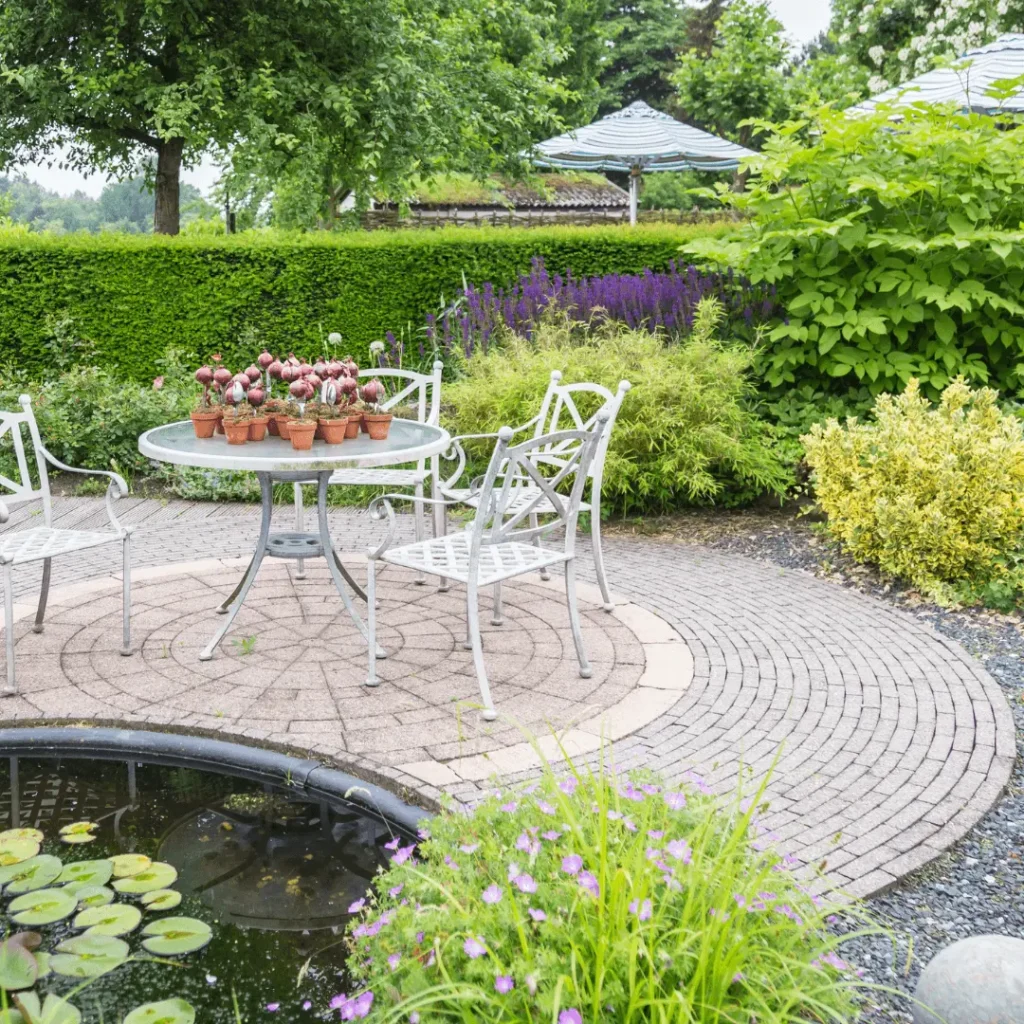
[417,257,777,359]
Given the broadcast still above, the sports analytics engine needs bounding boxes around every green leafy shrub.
[444,307,791,513]
[685,103,1024,399]
[0,355,192,480]
[342,757,868,1023]
[0,223,735,382]
[803,377,1024,608]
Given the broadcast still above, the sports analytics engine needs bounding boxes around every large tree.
[671,0,790,146]
[598,0,726,114]
[0,0,565,234]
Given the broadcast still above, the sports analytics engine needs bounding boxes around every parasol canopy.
[851,33,1024,114]
[531,100,755,223]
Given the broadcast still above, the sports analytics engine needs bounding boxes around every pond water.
[0,755,415,1022]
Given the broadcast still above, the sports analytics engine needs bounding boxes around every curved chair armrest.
[0,498,9,525]
[439,415,540,492]
[38,447,130,535]
[367,490,479,561]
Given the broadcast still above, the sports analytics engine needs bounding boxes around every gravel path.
[612,509,1024,1021]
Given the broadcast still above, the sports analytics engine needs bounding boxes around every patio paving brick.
[0,495,1016,899]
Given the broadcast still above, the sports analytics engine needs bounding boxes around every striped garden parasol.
[852,33,1024,114]
[531,100,755,224]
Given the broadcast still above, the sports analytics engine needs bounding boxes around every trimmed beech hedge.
[0,224,732,380]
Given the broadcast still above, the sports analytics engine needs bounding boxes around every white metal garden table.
[138,419,451,661]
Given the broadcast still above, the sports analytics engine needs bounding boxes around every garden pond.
[0,754,414,1022]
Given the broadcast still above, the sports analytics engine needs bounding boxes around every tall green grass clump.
[339,758,870,1023]
[444,300,791,513]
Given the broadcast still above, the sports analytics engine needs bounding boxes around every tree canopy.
[0,0,567,233]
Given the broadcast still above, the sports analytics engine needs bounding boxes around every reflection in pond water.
[0,756,414,1022]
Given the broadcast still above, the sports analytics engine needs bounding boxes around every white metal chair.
[438,371,630,610]
[0,395,132,695]
[292,361,444,586]
[364,410,609,720]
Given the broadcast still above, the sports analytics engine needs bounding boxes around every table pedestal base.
[200,471,384,662]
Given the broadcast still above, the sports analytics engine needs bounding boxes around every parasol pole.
[629,165,640,225]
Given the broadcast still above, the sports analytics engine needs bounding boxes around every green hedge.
[0,223,731,381]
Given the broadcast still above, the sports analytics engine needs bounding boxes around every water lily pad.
[57,860,113,888]
[140,917,212,956]
[74,903,141,937]
[0,838,40,868]
[112,862,177,895]
[0,855,63,894]
[123,1000,195,1024]
[9,887,77,926]
[0,939,38,991]
[13,992,81,1024]
[140,889,181,912]
[109,854,151,878]
[73,885,114,909]
[7,934,40,954]
[0,829,44,845]
[49,934,129,978]
[0,1010,24,1024]
[58,823,98,846]
[34,952,51,979]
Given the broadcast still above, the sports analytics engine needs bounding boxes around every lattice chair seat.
[2,393,134,696]
[443,485,591,517]
[329,467,431,487]
[381,532,568,587]
[0,527,124,565]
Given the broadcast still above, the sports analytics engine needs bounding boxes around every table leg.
[315,472,386,659]
[200,473,272,661]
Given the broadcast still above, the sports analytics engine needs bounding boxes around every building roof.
[386,172,629,210]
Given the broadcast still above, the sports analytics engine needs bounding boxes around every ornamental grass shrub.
[340,758,870,1023]
[803,377,1024,608]
[444,303,791,513]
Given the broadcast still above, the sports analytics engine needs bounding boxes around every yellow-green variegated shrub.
[803,378,1024,606]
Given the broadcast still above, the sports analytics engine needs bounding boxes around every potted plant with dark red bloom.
[247,383,269,440]
[221,377,252,445]
[337,375,361,437]
[212,366,233,433]
[317,377,348,444]
[191,366,221,438]
[286,378,318,450]
[360,379,392,440]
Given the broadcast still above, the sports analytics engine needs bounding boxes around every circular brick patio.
[0,497,1016,898]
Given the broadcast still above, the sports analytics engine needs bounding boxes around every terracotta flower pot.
[288,420,317,451]
[277,418,292,440]
[344,415,361,439]
[359,413,369,434]
[215,408,225,434]
[248,415,269,441]
[190,409,220,439]
[267,414,280,437]
[224,419,250,445]
[364,413,393,441]
[319,418,347,444]
[314,422,325,440]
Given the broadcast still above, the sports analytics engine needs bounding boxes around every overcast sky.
[9,0,833,199]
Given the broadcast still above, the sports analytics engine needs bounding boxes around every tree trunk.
[154,137,184,235]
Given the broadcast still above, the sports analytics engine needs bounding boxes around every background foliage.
[0,223,731,380]
[685,103,1024,400]
[444,308,790,513]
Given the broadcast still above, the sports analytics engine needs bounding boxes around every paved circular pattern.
[0,558,681,779]
[0,497,1016,898]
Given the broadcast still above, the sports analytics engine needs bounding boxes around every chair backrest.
[0,395,52,526]
[358,362,444,426]
[469,411,609,560]
[532,371,631,484]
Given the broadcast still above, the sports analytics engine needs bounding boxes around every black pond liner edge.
[0,725,431,835]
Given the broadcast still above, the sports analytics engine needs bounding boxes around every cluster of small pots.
[189,349,393,451]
